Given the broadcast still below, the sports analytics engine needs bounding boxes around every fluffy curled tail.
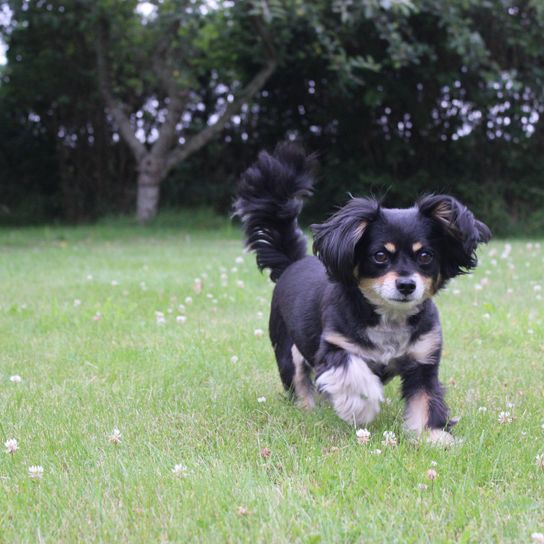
[233,143,316,282]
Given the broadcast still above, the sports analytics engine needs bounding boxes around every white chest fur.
[365,318,412,365]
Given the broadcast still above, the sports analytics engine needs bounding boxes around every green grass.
[1,216,543,543]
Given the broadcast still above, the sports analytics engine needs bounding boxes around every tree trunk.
[136,154,166,224]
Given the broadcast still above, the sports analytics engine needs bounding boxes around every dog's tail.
[233,143,316,282]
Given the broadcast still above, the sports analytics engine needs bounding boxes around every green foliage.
[1,0,544,231]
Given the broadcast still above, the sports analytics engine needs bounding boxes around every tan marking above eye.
[412,242,423,252]
[384,243,396,253]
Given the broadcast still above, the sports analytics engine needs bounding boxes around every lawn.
[1,214,543,543]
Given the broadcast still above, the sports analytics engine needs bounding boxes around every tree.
[95,1,277,223]
[2,0,544,231]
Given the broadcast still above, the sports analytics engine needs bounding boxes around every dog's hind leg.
[269,310,316,408]
[269,309,296,392]
[291,345,316,409]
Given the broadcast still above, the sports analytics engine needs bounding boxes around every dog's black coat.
[235,143,491,436]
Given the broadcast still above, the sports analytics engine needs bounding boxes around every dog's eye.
[373,251,389,264]
[417,251,433,265]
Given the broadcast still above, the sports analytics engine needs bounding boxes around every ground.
[1,213,543,543]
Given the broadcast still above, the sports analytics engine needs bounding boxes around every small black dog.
[234,144,491,445]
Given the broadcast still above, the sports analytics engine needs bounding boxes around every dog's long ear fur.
[312,198,379,285]
[417,194,491,278]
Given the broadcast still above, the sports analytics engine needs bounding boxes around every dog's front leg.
[315,347,384,426]
[401,363,455,446]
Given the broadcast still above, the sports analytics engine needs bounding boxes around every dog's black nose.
[396,278,416,295]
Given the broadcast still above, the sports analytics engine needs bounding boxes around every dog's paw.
[426,429,456,448]
[296,394,316,410]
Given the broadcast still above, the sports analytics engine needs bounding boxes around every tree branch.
[166,59,276,172]
[96,17,147,162]
[151,89,191,159]
[164,10,279,173]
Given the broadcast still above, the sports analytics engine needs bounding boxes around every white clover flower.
[474,284,483,291]
[498,411,512,424]
[483,313,490,320]
[235,256,244,264]
[501,244,512,259]
[382,431,397,447]
[28,465,44,480]
[5,438,18,454]
[532,533,544,544]
[108,428,122,444]
[177,304,186,314]
[257,396,266,403]
[536,453,544,470]
[9,375,22,384]
[417,483,428,490]
[426,468,438,480]
[236,280,245,289]
[231,267,238,273]
[370,448,382,455]
[86,274,93,280]
[172,464,188,477]
[452,289,461,295]
[356,428,371,444]
[193,278,203,294]
[430,460,438,467]
[93,312,102,321]
[230,355,239,364]
[111,280,119,286]
[176,315,187,324]
[237,506,249,516]
[185,296,193,305]
[256,311,264,319]
[254,328,264,338]
[73,299,81,307]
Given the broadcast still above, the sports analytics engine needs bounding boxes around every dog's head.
[312,195,491,312]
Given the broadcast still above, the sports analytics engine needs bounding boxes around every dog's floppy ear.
[417,194,491,278]
[311,198,379,284]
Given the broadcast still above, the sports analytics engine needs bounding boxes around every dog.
[234,143,491,445]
